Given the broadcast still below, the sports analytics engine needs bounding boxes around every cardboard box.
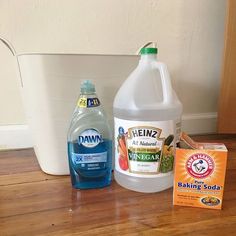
[173,139,228,210]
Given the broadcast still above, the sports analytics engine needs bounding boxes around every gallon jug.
[67,80,112,189]
[113,43,182,193]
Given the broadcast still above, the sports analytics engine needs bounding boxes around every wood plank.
[0,171,61,186]
[0,135,236,235]
[0,180,235,236]
[0,169,235,235]
[0,177,147,218]
[1,168,233,219]
[192,134,236,146]
[0,148,40,174]
[142,216,236,236]
[218,0,236,133]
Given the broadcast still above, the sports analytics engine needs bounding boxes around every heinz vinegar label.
[114,118,178,177]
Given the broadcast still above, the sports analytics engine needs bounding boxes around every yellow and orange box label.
[173,145,228,209]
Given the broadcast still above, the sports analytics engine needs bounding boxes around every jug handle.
[0,36,23,87]
[152,62,173,104]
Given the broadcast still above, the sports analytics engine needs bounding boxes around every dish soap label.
[115,118,176,177]
[78,129,102,148]
[69,129,108,172]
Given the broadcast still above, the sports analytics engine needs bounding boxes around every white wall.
[0,0,226,146]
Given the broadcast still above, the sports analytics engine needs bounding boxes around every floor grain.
[0,135,235,236]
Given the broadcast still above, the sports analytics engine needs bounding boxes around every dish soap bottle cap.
[81,80,95,94]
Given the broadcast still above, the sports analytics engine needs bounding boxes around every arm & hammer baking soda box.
[173,132,228,209]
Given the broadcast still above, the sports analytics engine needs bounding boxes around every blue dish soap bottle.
[67,80,112,189]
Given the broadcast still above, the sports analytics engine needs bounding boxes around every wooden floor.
[0,134,236,236]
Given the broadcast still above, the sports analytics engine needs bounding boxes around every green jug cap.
[80,80,95,94]
[140,47,158,55]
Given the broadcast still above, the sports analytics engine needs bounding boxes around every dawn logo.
[186,153,214,179]
[78,129,102,148]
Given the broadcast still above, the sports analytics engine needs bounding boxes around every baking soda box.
[173,133,228,210]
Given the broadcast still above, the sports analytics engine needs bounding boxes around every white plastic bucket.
[0,37,139,175]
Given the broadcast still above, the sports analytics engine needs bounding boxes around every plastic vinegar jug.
[113,44,182,193]
[67,80,112,189]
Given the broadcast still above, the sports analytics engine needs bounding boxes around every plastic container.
[113,43,182,193]
[0,36,139,175]
[67,80,112,189]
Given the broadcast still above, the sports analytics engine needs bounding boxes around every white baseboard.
[182,112,217,134]
[0,112,217,150]
[0,125,33,150]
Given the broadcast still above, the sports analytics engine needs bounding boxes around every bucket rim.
[16,52,139,57]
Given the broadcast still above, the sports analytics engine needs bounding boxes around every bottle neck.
[139,54,157,64]
[80,92,97,98]
[139,54,157,65]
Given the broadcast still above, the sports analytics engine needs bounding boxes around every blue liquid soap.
[68,139,112,189]
[67,80,112,189]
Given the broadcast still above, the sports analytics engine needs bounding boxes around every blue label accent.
[71,152,107,171]
[72,152,107,164]
[87,98,100,107]
[118,126,125,135]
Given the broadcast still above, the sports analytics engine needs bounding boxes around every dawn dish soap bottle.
[67,80,112,189]
[113,43,182,193]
